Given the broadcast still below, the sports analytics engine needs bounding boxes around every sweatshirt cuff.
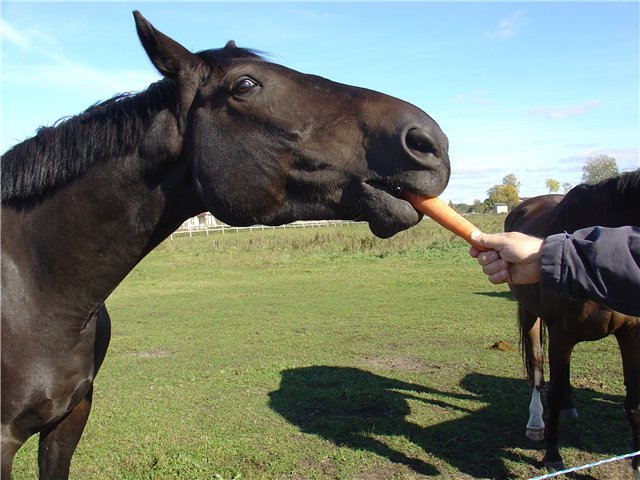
[540,232,569,294]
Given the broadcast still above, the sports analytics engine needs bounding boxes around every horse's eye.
[232,77,259,96]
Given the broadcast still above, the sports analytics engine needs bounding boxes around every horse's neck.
[2,116,203,321]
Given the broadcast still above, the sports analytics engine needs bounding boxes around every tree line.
[453,154,621,214]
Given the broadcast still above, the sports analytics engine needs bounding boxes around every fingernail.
[471,230,480,240]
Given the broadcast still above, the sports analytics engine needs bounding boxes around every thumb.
[470,230,501,252]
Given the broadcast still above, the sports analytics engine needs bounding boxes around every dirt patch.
[352,463,404,479]
[590,456,635,479]
[297,458,339,479]
[361,356,438,373]
[488,340,516,352]
[572,376,606,390]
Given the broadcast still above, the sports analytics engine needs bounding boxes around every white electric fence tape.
[529,450,640,480]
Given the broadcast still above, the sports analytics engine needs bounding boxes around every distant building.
[179,212,218,230]
[493,203,509,214]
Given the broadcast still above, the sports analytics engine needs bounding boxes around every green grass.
[12,217,629,479]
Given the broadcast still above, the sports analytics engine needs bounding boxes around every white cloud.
[2,16,159,151]
[529,101,601,120]
[0,17,57,51]
[1,18,31,50]
[2,17,158,101]
[5,61,159,99]
[486,11,525,40]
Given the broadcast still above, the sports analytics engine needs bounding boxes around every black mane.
[566,169,640,207]
[549,169,640,233]
[1,79,177,204]
[1,45,264,205]
[607,168,640,204]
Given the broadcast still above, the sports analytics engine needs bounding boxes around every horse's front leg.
[38,386,94,480]
[616,327,640,479]
[543,329,574,473]
[524,316,546,441]
[1,427,25,480]
[38,305,111,480]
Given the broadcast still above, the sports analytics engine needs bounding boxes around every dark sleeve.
[540,226,640,316]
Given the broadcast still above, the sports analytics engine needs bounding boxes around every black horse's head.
[135,12,450,238]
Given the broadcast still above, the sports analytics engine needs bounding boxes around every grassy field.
[13,217,630,479]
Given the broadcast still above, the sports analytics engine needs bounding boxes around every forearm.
[540,226,640,316]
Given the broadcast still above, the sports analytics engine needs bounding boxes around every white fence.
[170,214,359,239]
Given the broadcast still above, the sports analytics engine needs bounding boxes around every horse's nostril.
[405,127,438,158]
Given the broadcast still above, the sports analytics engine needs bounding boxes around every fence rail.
[170,220,360,238]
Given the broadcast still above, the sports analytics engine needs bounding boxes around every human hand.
[468,231,544,285]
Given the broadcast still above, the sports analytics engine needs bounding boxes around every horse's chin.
[360,182,423,238]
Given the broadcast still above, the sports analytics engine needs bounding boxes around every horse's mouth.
[360,170,447,238]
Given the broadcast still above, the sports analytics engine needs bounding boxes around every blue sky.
[2,1,638,203]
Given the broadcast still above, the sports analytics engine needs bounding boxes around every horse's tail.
[518,303,546,385]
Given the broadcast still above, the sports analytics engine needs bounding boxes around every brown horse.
[505,170,640,475]
[1,12,451,479]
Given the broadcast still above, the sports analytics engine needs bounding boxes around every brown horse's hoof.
[525,428,545,442]
[544,460,566,473]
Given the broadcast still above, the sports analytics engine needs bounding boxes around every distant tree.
[486,184,519,208]
[451,202,472,214]
[468,199,488,214]
[485,173,521,208]
[502,173,521,194]
[562,182,572,193]
[545,179,560,193]
[448,200,462,214]
[581,155,619,184]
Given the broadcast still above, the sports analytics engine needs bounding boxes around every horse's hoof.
[544,460,566,473]
[526,428,545,442]
[560,408,578,419]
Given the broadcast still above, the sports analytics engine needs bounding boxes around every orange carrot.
[402,192,488,251]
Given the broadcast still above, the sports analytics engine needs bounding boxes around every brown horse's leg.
[543,329,573,472]
[37,386,93,480]
[616,328,640,479]
[560,363,578,419]
[522,314,545,441]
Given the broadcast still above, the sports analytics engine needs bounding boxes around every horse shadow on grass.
[268,366,627,479]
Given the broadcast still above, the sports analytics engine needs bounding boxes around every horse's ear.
[133,11,206,81]
[224,40,237,49]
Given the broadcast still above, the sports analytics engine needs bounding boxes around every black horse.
[1,12,451,479]
[505,170,640,476]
